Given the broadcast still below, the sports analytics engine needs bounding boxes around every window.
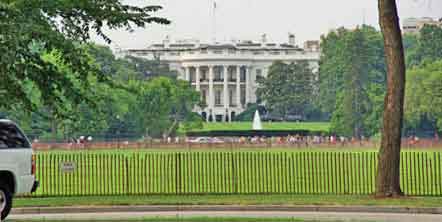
[213,50,223,54]
[229,72,236,81]
[240,88,246,106]
[240,71,246,82]
[215,70,223,81]
[256,69,264,81]
[201,71,208,81]
[229,89,235,105]
[201,90,207,105]
[0,122,30,149]
[215,90,222,106]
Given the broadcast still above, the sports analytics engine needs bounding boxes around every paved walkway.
[9,211,442,222]
[9,205,442,222]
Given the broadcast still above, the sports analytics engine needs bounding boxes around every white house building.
[123,34,320,122]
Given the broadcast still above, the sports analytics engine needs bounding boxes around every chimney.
[288,33,296,46]
[163,35,171,48]
[261,34,268,44]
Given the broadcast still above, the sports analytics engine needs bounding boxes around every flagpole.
[212,0,217,43]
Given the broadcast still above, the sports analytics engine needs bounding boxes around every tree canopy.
[405,60,442,133]
[256,61,315,118]
[1,42,202,140]
[319,26,386,137]
[0,0,169,115]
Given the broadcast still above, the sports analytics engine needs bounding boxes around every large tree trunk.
[376,0,406,197]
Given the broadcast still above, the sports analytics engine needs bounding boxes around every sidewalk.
[12,205,442,215]
[9,205,442,222]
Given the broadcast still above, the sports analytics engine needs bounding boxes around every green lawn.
[15,194,442,208]
[185,122,331,132]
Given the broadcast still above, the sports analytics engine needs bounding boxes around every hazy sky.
[94,0,442,49]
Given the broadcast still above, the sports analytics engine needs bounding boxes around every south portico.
[181,62,253,122]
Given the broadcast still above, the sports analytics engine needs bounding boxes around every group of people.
[69,136,93,145]
[236,135,367,147]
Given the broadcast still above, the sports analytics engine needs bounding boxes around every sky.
[94,0,442,50]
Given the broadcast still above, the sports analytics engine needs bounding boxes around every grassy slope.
[15,194,442,208]
[184,122,331,132]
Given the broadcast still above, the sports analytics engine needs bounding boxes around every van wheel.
[0,182,12,220]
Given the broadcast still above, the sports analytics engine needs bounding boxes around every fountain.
[252,110,263,130]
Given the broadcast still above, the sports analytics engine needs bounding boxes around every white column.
[245,66,250,106]
[184,66,190,81]
[223,66,229,108]
[223,65,229,122]
[208,65,214,110]
[236,66,241,108]
[195,66,201,91]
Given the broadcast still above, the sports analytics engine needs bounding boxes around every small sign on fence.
[60,162,76,173]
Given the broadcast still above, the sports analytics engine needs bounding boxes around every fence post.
[176,153,181,194]
[126,155,130,195]
[232,152,238,194]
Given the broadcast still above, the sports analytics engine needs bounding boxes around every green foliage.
[1,43,201,140]
[233,104,266,121]
[321,26,386,137]
[256,61,315,117]
[0,0,169,115]
[405,25,442,68]
[405,60,442,133]
[130,77,201,138]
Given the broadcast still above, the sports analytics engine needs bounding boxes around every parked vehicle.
[0,119,39,220]
[187,137,225,144]
[284,114,306,122]
[261,113,284,122]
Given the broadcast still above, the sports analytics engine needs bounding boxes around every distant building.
[303,40,320,52]
[123,34,320,122]
[402,17,442,34]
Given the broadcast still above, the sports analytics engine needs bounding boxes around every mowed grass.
[15,194,442,208]
[11,215,306,222]
[30,150,442,197]
[185,122,331,132]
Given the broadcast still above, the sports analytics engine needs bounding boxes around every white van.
[0,119,38,220]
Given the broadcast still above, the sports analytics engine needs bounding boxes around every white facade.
[123,36,320,122]
[403,17,442,34]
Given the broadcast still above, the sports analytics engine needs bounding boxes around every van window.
[0,122,31,148]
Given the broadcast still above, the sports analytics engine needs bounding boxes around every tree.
[256,61,315,118]
[405,61,442,134]
[0,0,169,115]
[330,29,373,137]
[318,28,349,116]
[405,25,442,67]
[320,26,386,137]
[418,25,442,63]
[131,77,201,138]
[376,0,407,197]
